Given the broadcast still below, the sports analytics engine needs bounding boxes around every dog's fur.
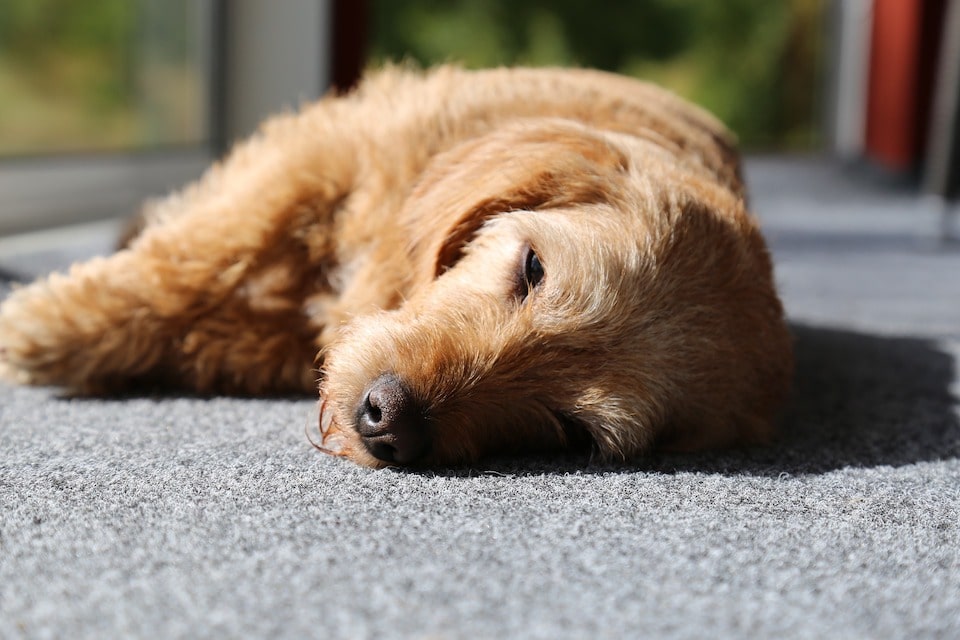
[0,66,792,467]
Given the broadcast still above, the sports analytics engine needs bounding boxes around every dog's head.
[315,121,792,467]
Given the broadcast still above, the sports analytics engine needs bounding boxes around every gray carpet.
[2,157,959,639]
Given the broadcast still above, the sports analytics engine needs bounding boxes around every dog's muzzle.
[354,374,431,464]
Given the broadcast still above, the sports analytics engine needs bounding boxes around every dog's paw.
[0,269,121,388]
[0,355,33,385]
[0,284,62,385]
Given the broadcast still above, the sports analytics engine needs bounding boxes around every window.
[0,0,332,236]
[0,0,211,156]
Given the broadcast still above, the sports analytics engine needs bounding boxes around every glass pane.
[369,0,826,150]
[0,0,210,156]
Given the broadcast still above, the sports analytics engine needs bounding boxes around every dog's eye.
[516,245,545,300]
[525,248,544,288]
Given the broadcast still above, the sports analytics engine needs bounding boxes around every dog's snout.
[356,374,430,464]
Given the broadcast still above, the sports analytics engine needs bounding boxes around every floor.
[1,156,958,639]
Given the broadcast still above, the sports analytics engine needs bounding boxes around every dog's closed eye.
[515,244,545,301]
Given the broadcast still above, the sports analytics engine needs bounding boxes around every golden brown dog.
[0,66,792,467]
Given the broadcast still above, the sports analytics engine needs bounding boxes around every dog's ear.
[400,121,629,279]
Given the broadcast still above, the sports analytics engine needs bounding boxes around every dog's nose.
[356,374,430,464]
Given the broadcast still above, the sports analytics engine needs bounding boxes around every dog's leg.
[0,214,330,395]
[0,110,355,394]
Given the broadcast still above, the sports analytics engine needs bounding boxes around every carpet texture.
[1,157,959,639]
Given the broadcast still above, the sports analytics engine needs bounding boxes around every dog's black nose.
[356,374,430,464]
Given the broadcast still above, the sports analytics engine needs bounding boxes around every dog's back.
[339,65,744,197]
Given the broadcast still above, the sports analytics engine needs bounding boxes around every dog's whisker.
[303,404,326,451]
[304,395,342,456]
[318,396,333,435]
[305,421,342,457]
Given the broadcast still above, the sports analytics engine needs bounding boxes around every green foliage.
[369,0,825,149]
[0,0,133,59]
[0,0,202,155]
[0,0,823,154]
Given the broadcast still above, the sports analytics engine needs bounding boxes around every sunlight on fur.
[0,65,793,467]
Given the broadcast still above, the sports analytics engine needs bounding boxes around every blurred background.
[0,0,957,234]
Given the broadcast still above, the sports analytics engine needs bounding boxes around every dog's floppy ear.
[401,120,629,279]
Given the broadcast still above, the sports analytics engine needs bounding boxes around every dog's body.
[0,66,792,467]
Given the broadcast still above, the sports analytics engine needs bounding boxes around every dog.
[0,65,792,467]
